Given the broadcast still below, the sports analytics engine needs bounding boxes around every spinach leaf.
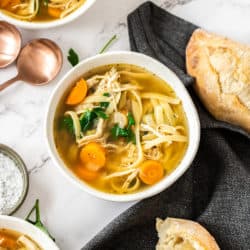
[67,48,79,67]
[26,200,55,241]
[60,116,74,135]
[80,111,97,132]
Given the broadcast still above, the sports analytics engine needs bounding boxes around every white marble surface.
[1,0,250,249]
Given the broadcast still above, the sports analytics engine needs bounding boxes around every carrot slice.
[0,0,10,8]
[75,166,99,181]
[0,0,20,8]
[80,142,106,171]
[48,7,62,18]
[139,160,164,185]
[66,79,88,105]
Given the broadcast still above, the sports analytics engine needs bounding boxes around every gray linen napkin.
[82,2,250,250]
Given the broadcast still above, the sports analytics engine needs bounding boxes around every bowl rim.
[0,215,59,249]
[45,51,200,202]
[0,0,96,29]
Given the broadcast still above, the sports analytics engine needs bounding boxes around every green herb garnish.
[26,199,55,241]
[100,93,110,109]
[67,35,117,67]
[111,124,128,138]
[80,93,110,132]
[99,35,117,54]
[111,113,136,143]
[127,112,135,129]
[80,110,97,132]
[60,116,74,135]
[100,102,109,109]
[93,107,109,119]
[67,48,79,67]
[79,107,108,132]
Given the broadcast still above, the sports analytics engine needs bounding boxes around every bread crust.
[156,217,220,250]
[186,29,250,132]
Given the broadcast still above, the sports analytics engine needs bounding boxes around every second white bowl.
[0,215,59,249]
[0,0,96,29]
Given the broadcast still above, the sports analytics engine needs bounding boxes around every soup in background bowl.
[0,215,59,250]
[0,0,96,29]
[0,228,42,249]
[46,52,200,202]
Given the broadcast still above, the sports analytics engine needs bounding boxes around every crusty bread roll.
[186,29,250,132]
[156,217,220,250]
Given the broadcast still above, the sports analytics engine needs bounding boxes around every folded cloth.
[82,2,250,250]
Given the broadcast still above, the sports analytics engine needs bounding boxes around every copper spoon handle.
[0,76,20,91]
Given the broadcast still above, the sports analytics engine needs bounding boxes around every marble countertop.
[1,0,250,249]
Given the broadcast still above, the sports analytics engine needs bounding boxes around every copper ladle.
[0,39,63,91]
[0,21,21,68]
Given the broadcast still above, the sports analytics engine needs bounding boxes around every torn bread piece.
[186,29,250,132]
[156,217,220,250]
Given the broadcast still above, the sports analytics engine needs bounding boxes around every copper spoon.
[0,21,21,68]
[0,39,63,91]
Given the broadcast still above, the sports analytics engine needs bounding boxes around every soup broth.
[0,0,86,22]
[0,228,42,249]
[54,64,188,194]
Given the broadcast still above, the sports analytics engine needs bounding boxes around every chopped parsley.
[100,93,110,109]
[67,48,79,67]
[111,113,136,144]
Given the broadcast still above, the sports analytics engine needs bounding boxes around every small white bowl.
[0,0,96,29]
[0,215,59,249]
[46,51,200,202]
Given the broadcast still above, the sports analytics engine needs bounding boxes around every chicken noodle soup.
[54,65,188,194]
[0,228,42,249]
[0,0,86,22]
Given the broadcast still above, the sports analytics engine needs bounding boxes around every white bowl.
[0,215,59,249]
[0,0,96,29]
[46,51,200,202]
